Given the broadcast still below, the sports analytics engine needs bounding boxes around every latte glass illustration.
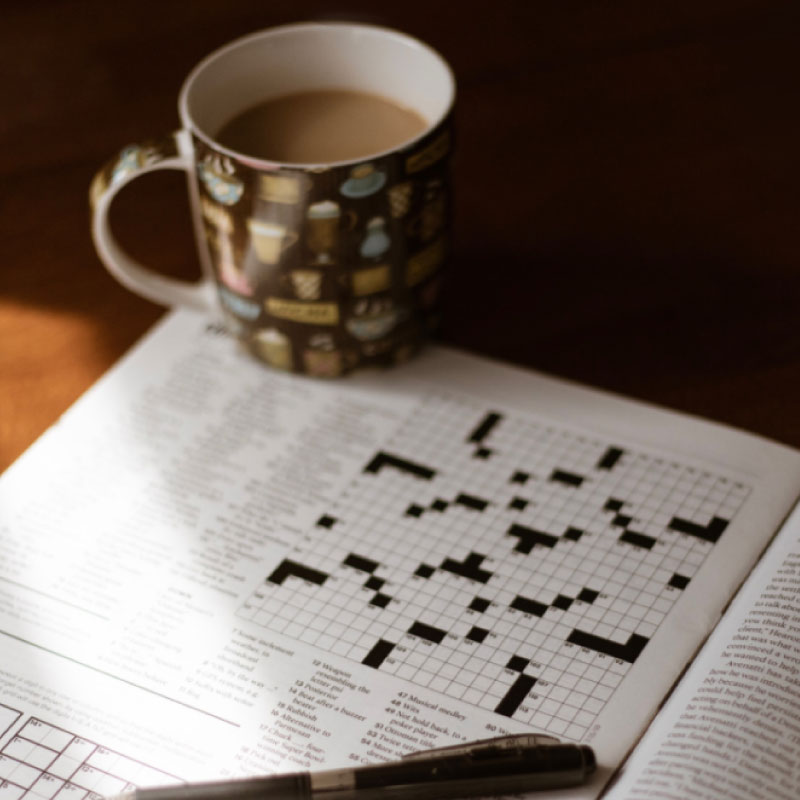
[306,201,342,265]
[247,220,297,265]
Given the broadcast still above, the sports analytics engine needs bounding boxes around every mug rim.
[178,21,456,171]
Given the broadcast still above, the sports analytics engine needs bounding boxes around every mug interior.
[180,23,455,167]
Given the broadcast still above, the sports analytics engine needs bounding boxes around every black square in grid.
[509,497,528,511]
[578,588,599,604]
[406,504,425,517]
[370,593,391,608]
[669,573,691,590]
[510,471,530,484]
[474,447,492,459]
[466,626,489,643]
[469,596,491,613]
[316,514,337,528]
[563,527,583,541]
[415,564,435,579]
[365,576,385,591]
[506,655,529,672]
[552,594,573,611]
[604,498,624,512]
[431,498,449,511]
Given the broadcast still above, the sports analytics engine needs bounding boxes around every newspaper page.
[1,308,799,799]
[606,500,800,798]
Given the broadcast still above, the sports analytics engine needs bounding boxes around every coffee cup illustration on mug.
[259,173,307,205]
[340,163,386,198]
[303,332,344,377]
[345,297,404,341]
[247,219,299,265]
[252,327,293,370]
[290,269,323,300]
[198,155,244,206]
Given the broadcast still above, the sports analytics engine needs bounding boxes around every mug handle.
[89,130,217,310]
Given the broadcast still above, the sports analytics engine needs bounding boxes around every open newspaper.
[1,308,799,799]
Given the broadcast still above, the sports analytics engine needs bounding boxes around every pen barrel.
[132,773,312,800]
[339,743,596,800]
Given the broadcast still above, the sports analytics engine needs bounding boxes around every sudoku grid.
[0,718,179,800]
[238,392,750,740]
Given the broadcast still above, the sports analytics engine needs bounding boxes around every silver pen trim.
[402,733,561,760]
[310,768,356,793]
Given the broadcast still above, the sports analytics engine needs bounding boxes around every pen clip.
[402,733,561,761]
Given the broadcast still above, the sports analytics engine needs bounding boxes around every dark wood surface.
[3,0,800,472]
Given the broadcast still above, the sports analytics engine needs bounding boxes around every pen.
[110,735,596,800]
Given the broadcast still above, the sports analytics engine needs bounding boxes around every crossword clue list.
[239,392,750,741]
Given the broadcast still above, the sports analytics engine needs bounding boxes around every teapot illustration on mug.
[359,217,391,260]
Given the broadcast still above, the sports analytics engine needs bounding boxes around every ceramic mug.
[90,23,455,377]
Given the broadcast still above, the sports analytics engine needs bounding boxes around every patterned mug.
[90,23,455,377]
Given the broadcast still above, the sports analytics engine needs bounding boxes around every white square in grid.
[590,684,612,702]
[46,755,82,782]
[3,739,40,765]
[530,711,553,730]
[29,774,64,800]
[637,622,657,638]
[539,698,560,715]
[565,723,588,740]
[538,666,562,684]
[349,645,369,662]
[331,640,350,657]
[462,688,484,705]
[88,774,126,797]
[7,762,40,789]
[340,627,361,645]
[18,723,55,747]
[0,783,25,800]
[53,781,88,800]
[0,755,20,780]
[96,755,138,785]
[598,671,622,690]
[548,718,569,735]
[558,672,579,690]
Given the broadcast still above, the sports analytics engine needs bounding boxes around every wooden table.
[3,0,799,472]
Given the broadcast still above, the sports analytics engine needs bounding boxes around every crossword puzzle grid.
[0,719,179,800]
[238,393,750,740]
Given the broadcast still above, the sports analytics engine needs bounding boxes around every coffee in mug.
[215,89,429,164]
[90,23,455,376]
